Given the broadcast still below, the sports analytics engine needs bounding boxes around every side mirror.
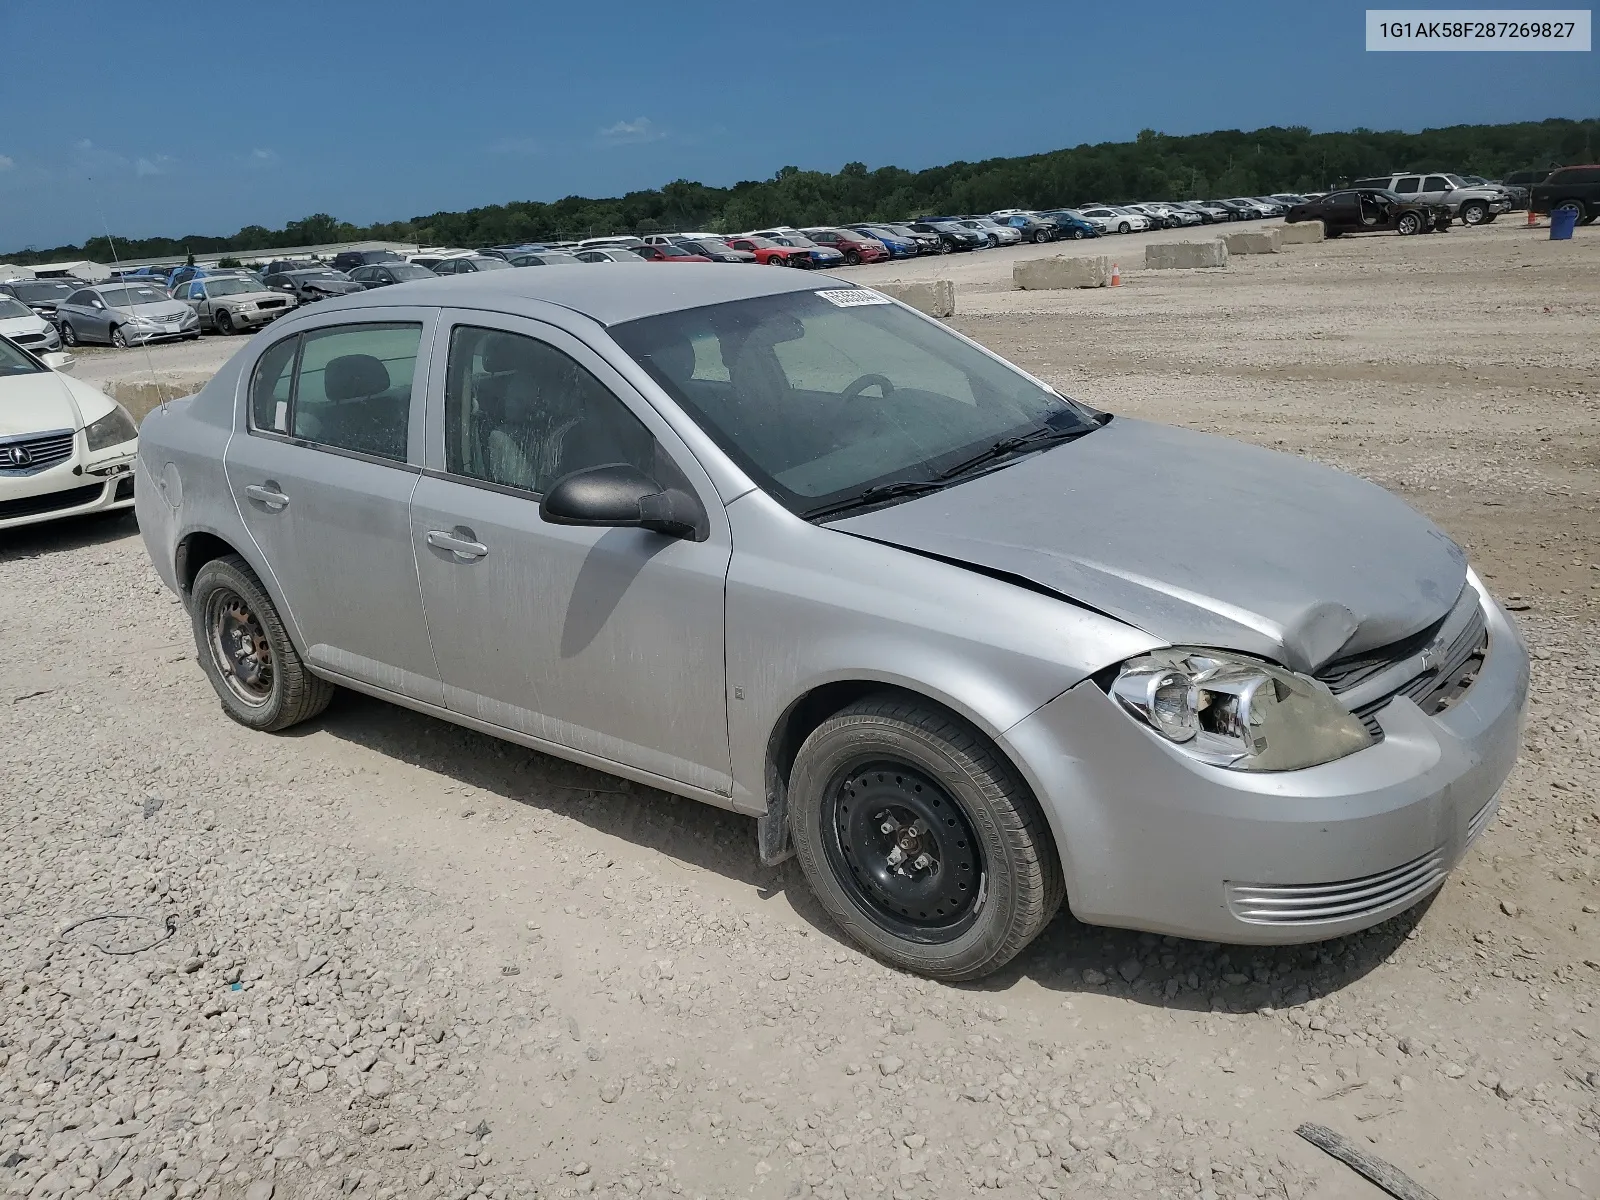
[540,463,703,539]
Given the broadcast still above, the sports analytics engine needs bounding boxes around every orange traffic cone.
[1110,262,1122,287]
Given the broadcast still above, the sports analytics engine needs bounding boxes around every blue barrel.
[1550,206,1579,240]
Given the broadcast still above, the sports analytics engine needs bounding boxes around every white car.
[0,294,67,358]
[1079,206,1151,234]
[0,335,138,530]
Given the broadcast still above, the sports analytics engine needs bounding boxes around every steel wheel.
[1461,200,1488,225]
[60,323,78,347]
[215,309,234,335]
[822,760,985,944]
[1397,212,1422,235]
[111,326,130,348]
[206,587,275,707]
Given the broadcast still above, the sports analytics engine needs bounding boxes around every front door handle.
[427,529,489,561]
[244,483,289,511]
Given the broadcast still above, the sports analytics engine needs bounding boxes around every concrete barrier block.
[1221,229,1281,254]
[1144,240,1229,270]
[1277,221,1326,244]
[872,279,956,318]
[1012,255,1111,290]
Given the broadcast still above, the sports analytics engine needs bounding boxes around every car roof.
[300,263,843,327]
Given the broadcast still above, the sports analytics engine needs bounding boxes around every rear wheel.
[788,694,1064,982]
[191,555,334,732]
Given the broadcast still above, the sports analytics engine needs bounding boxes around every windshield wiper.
[933,421,1094,483]
[802,479,949,522]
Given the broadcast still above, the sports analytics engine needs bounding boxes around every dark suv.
[331,249,404,273]
[1531,165,1600,224]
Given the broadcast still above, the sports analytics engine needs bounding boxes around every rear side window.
[1393,177,1421,194]
[1554,167,1600,184]
[248,323,421,462]
[1424,176,1450,191]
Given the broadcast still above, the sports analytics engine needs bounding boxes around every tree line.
[7,117,1595,265]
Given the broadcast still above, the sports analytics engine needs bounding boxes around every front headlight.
[84,405,139,452]
[1110,647,1372,772]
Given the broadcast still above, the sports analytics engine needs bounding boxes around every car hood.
[0,313,50,337]
[0,370,116,437]
[300,279,364,293]
[831,417,1467,674]
[124,301,193,321]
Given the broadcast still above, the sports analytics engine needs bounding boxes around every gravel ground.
[4,220,1598,1200]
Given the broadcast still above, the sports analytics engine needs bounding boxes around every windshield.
[0,297,33,319]
[98,286,168,307]
[739,237,778,249]
[387,263,435,279]
[0,337,44,377]
[612,289,1099,516]
[204,278,259,297]
[291,270,347,281]
[781,235,819,247]
[471,257,512,269]
[11,282,74,302]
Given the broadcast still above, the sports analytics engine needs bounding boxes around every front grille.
[257,298,289,310]
[1351,606,1489,734]
[1226,848,1447,925]
[0,428,75,476]
[1467,794,1499,845]
[11,331,48,346]
[0,481,104,520]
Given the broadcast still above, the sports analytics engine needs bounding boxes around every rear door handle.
[244,484,289,510]
[426,529,489,561]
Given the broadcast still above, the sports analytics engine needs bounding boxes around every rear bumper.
[1001,582,1529,944]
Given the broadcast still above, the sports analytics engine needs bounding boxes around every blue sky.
[0,0,1594,250]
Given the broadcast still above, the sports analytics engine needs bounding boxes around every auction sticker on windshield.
[814,289,892,307]
[1366,9,1591,49]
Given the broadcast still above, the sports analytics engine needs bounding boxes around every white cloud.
[598,117,664,144]
[135,157,164,176]
[0,155,13,171]
[250,148,277,162]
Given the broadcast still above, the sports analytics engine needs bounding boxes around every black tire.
[1397,212,1422,236]
[215,309,234,335]
[1460,200,1489,226]
[1031,229,1050,244]
[937,240,951,255]
[843,251,861,266]
[60,322,78,347]
[788,694,1064,982]
[1071,228,1085,239]
[111,326,130,348]
[1118,222,1131,234]
[1325,228,1342,238]
[191,554,334,733]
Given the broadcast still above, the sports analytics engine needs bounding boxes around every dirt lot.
[3,221,1597,1200]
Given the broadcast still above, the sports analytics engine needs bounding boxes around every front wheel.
[191,555,335,732]
[1397,212,1423,235]
[843,251,861,266]
[1071,228,1085,239]
[788,694,1064,982]
[215,309,234,335]
[937,240,951,254]
[1031,230,1050,244]
[111,326,130,348]
[1117,222,1131,234]
[60,323,78,347]
[1460,200,1489,226]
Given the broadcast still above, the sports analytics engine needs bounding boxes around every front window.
[97,285,167,307]
[386,263,435,280]
[612,288,1100,516]
[471,257,512,270]
[0,337,44,377]
[12,282,74,303]
[205,278,258,297]
[443,326,654,494]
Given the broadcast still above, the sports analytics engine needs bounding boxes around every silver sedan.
[56,282,200,347]
[133,268,1528,981]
